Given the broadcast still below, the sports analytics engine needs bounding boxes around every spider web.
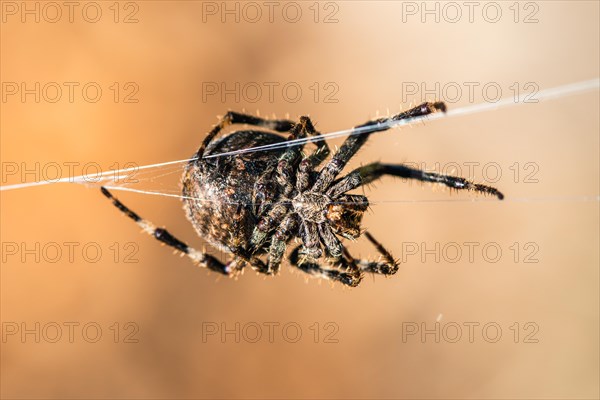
[1,78,599,206]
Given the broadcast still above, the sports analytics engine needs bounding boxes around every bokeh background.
[1,1,598,399]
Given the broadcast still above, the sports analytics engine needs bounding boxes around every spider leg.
[253,169,279,217]
[326,162,504,199]
[318,223,343,259]
[349,232,399,275]
[295,116,331,192]
[276,120,308,196]
[254,117,329,219]
[300,221,323,259]
[249,203,290,251]
[311,102,446,193]
[265,214,299,274]
[196,111,296,158]
[289,245,362,287]
[100,187,241,275]
[276,116,329,196]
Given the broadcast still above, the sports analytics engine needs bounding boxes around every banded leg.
[300,221,323,259]
[252,117,328,217]
[311,102,446,192]
[101,187,240,275]
[250,203,290,251]
[252,170,278,217]
[276,116,329,195]
[295,116,331,192]
[352,232,399,275]
[289,245,363,287]
[276,121,307,196]
[318,223,343,259]
[327,162,504,200]
[197,111,296,158]
[266,214,299,274]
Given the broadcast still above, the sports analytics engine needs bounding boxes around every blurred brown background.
[1,1,598,399]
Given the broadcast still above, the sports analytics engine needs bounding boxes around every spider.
[101,101,503,287]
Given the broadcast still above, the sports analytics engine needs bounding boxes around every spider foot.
[303,262,363,287]
[357,260,399,276]
[334,270,363,287]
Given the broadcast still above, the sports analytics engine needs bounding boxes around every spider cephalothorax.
[101,102,504,287]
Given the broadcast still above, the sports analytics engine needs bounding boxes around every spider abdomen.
[181,130,286,254]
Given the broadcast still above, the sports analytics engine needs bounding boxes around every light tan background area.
[1,1,598,399]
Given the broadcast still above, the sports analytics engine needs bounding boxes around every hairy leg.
[352,232,399,275]
[295,116,331,192]
[197,111,296,158]
[249,203,290,252]
[311,102,446,193]
[101,187,241,275]
[318,223,343,259]
[265,214,299,274]
[327,162,504,200]
[289,245,363,287]
[276,116,331,196]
